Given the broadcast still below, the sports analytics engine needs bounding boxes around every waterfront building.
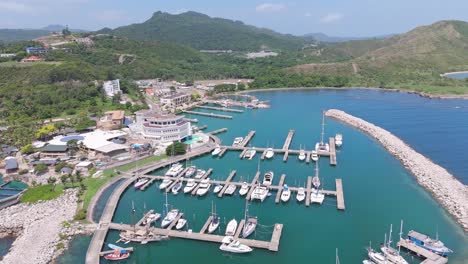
[160,92,191,108]
[130,110,191,142]
[103,79,121,98]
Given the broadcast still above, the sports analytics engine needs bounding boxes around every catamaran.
[407,229,453,256]
[208,202,220,234]
[280,184,291,202]
[196,179,211,196]
[225,219,238,236]
[195,169,206,179]
[232,137,244,146]
[296,187,306,202]
[315,111,330,152]
[262,171,274,186]
[265,148,275,159]
[335,133,343,147]
[239,182,249,196]
[242,200,257,238]
[219,236,252,254]
[381,223,409,264]
[183,179,197,193]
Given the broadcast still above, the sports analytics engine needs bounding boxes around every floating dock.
[218,170,237,197]
[183,110,233,119]
[305,176,312,207]
[196,105,244,113]
[396,239,448,264]
[282,130,294,161]
[240,130,256,147]
[246,171,261,200]
[329,137,337,166]
[336,179,345,210]
[208,128,228,135]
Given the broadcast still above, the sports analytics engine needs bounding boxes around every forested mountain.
[0,29,51,43]
[100,11,308,51]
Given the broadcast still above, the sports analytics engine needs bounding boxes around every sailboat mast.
[388,224,393,246]
[399,220,403,254]
[321,111,325,144]
[336,248,340,264]
[132,201,136,233]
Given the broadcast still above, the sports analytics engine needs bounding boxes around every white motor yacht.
[159,178,173,190]
[363,260,376,264]
[196,179,211,196]
[251,185,269,202]
[367,247,387,264]
[315,142,330,152]
[212,146,222,156]
[311,150,319,161]
[310,189,325,204]
[298,149,306,161]
[171,181,183,194]
[195,169,206,179]
[335,133,343,147]
[175,218,187,230]
[225,219,238,236]
[265,148,274,159]
[213,183,223,194]
[183,179,197,193]
[232,137,244,146]
[142,213,161,225]
[161,209,179,228]
[165,163,183,177]
[239,182,249,196]
[219,236,253,254]
[280,184,291,202]
[262,171,274,186]
[185,166,196,177]
[296,187,306,202]
[224,184,236,195]
[134,178,148,190]
[244,148,256,160]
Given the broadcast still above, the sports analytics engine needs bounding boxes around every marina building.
[160,92,191,108]
[130,110,191,142]
[103,79,121,98]
[97,110,125,130]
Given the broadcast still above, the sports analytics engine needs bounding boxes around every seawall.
[325,109,468,232]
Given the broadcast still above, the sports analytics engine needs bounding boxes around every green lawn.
[20,184,64,203]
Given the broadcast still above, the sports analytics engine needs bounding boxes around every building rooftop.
[5,157,18,170]
[41,144,69,152]
[104,110,125,120]
[161,92,189,100]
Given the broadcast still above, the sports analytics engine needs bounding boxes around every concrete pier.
[234,219,245,239]
[240,130,256,147]
[199,216,213,234]
[329,137,337,166]
[336,179,345,210]
[305,176,312,207]
[218,147,228,157]
[183,110,233,119]
[196,105,244,113]
[246,171,261,200]
[282,130,295,150]
[275,174,286,203]
[218,170,237,197]
[208,128,228,135]
[397,239,448,264]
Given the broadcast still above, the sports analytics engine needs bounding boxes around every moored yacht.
[213,183,223,193]
[161,209,179,228]
[310,164,324,204]
[171,181,182,194]
[208,202,220,234]
[262,171,274,186]
[335,133,343,147]
[311,150,319,161]
[225,219,238,236]
[196,179,211,196]
[239,182,249,196]
[195,169,206,179]
[280,184,291,202]
[244,148,256,160]
[367,247,387,264]
[165,163,183,177]
[242,200,257,238]
[232,137,244,146]
[175,218,187,230]
[183,179,197,193]
[407,230,453,256]
[315,111,330,152]
[381,223,409,264]
[225,184,236,195]
[185,166,196,177]
[265,148,274,159]
[296,187,306,202]
[298,148,306,161]
[251,184,269,202]
[219,236,253,254]
[134,178,148,190]
[212,146,222,156]
[159,178,173,190]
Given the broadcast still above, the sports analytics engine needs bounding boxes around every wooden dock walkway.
[329,137,337,166]
[196,105,244,113]
[261,149,267,160]
[275,174,286,203]
[282,130,295,150]
[246,171,261,200]
[305,176,312,207]
[183,110,233,119]
[239,149,247,159]
[108,221,283,252]
[218,147,228,157]
[240,130,256,147]
[234,219,245,239]
[136,210,155,226]
[218,170,237,197]
[336,179,345,210]
[397,239,448,264]
[199,216,213,234]
[208,128,228,135]
[306,151,311,163]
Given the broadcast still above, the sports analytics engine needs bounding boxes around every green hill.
[0,29,50,42]
[101,11,308,51]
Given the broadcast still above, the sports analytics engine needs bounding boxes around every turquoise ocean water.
[55,89,468,263]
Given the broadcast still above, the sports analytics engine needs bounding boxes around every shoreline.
[237,86,468,99]
[325,109,468,233]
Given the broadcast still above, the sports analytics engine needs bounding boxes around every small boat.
[176,218,187,230]
[213,183,223,194]
[381,223,409,264]
[298,149,306,161]
[242,201,257,238]
[134,178,148,190]
[239,182,249,196]
[224,184,236,195]
[219,236,252,254]
[315,111,330,152]
[245,104,255,109]
[225,219,238,236]
[335,133,343,147]
[311,150,319,161]
[262,171,274,186]
[195,169,206,179]
[196,179,211,196]
[161,209,179,228]
[159,178,173,190]
[296,187,306,202]
[212,146,222,156]
[171,181,182,194]
[208,201,220,233]
[310,189,325,204]
[232,137,244,146]
[244,148,256,160]
[367,247,387,264]
[280,184,291,202]
[165,163,183,177]
[362,260,376,264]
[183,179,197,193]
[251,185,269,202]
[185,166,196,177]
[265,148,274,159]
[407,230,453,256]
[142,213,161,225]
[103,250,130,260]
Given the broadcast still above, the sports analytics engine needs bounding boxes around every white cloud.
[255,3,286,13]
[305,12,312,17]
[320,13,343,23]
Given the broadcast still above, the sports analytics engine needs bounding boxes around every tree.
[35,124,58,140]
[62,26,71,36]
[67,139,79,155]
[165,141,187,156]
[60,174,68,185]
[191,93,201,100]
[20,144,35,155]
[34,163,48,174]
[47,177,57,191]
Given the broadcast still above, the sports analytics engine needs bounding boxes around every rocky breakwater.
[0,189,79,264]
[325,109,468,232]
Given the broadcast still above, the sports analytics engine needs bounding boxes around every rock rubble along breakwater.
[325,109,468,232]
[0,189,79,264]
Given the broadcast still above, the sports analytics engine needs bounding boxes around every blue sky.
[0,0,467,36]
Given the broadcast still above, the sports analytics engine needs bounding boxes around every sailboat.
[310,162,325,204]
[161,193,179,228]
[336,248,340,264]
[380,223,409,264]
[208,202,220,233]
[315,111,330,152]
[298,145,306,161]
[239,182,249,196]
[225,219,238,236]
[242,200,257,238]
[296,187,306,202]
[367,241,387,264]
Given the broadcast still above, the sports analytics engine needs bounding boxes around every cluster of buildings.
[103,79,121,98]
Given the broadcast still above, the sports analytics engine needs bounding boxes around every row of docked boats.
[364,221,452,264]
